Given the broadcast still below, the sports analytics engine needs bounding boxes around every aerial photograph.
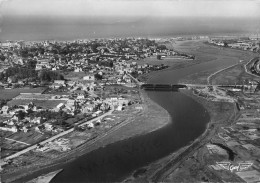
[0,0,260,182]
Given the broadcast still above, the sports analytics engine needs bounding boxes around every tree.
[16,110,26,120]
[109,61,113,67]
[0,99,7,108]
[157,55,162,60]
[223,42,228,47]
[94,73,103,80]
[157,45,167,50]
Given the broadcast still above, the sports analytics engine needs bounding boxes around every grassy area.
[211,64,257,85]
[2,131,50,157]
[63,72,87,80]
[0,87,47,100]
[174,41,259,85]
[7,100,67,109]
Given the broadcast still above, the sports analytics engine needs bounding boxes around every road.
[5,138,31,146]
[244,57,260,78]
[127,73,143,86]
[3,107,114,161]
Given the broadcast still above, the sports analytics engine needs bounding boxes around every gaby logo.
[216,161,253,172]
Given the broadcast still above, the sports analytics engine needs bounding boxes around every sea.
[0,16,259,41]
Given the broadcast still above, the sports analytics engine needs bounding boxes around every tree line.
[0,66,64,83]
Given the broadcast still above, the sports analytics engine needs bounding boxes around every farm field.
[7,100,67,109]
[2,131,50,157]
[0,87,47,100]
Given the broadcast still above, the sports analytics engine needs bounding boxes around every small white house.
[83,75,95,81]
[0,126,18,132]
[56,103,65,109]
[87,122,94,129]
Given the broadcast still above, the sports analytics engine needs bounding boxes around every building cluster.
[0,38,171,89]
[0,38,171,144]
[209,38,260,53]
[192,83,258,103]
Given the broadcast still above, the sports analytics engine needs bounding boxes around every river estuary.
[49,42,247,182]
[12,41,256,183]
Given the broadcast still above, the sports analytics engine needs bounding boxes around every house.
[117,105,124,111]
[22,126,29,133]
[67,100,76,107]
[74,67,83,72]
[81,104,96,113]
[66,81,76,87]
[0,126,18,132]
[50,83,63,89]
[44,123,53,131]
[56,103,65,110]
[35,125,45,132]
[83,75,95,81]
[54,80,65,85]
[123,75,132,83]
[31,117,43,124]
[1,106,9,115]
[77,94,86,99]
[7,76,17,83]
[35,59,50,70]
[87,122,94,129]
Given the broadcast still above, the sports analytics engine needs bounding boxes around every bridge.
[127,74,256,91]
[141,84,187,91]
[140,83,256,91]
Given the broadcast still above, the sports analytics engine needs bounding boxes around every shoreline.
[26,169,63,183]
[123,88,238,182]
[3,40,252,182]
[3,89,171,183]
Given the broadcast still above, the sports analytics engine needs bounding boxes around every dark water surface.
[50,57,234,182]
[9,40,244,183]
[51,92,209,182]
[1,16,258,41]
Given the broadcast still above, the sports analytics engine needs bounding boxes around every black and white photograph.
[0,0,260,182]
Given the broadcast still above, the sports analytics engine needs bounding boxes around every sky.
[0,0,260,18]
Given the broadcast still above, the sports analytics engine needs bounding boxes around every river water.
[50,43,243,182]
[11,41,248,183]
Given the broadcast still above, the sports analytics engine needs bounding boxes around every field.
[7,99,67,109]
[0,87,47,100]
[63,72,87,80]
[210,64,256,85]
[174,41,259,84]
[2,130,50,157]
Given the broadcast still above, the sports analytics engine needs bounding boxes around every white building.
[83,75,95,81]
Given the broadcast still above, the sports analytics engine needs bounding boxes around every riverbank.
[138,40,258,83]
[3,89,171,183]
[4,40,257,182]
[122,40,253,182]
[26,169,63,183]
[123,88,238,182]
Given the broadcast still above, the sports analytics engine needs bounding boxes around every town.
[1,36,260,183]
[0,37,195,176]
[208,36,260,53]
